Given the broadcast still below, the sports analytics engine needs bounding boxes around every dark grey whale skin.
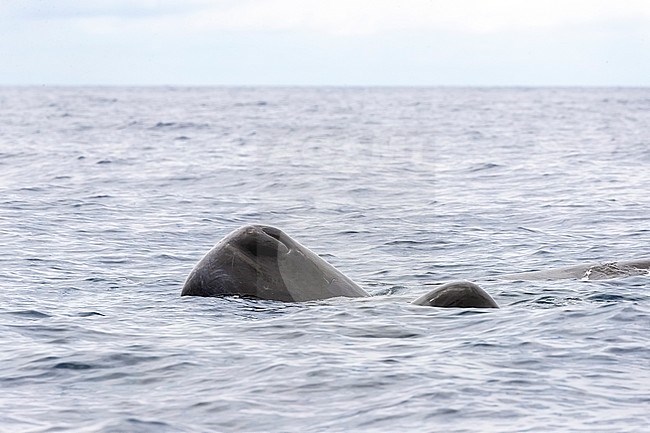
[182,225,369,302]
[182,225,500,308]
[182,225,648,309]
[411,281,499,308]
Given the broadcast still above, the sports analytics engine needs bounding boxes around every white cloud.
[215,0,650,35]
[2,0,649,86]
[103,0,650,35]
[1,0,210,19]
[6,0,650,36]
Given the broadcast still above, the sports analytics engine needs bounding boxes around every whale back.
[502,258,650,281]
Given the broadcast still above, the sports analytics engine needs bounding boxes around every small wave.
[103,417,176,433]
[75,311,106,317]
[17,186,45,192]
[53,362,94,370]
[233,101,269,107]
[157,253,184,261]
[587,293,642,303]
[468,162,501,172]
[152,121,210,130]
[384,240,427,245]
[533,295,564,307]
[7,310,51,319]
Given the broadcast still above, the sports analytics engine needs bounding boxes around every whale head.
[182,225,294,300]
[412,281,499,308]
[181,225,368,301]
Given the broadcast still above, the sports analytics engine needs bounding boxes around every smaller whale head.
[412,281,498,308]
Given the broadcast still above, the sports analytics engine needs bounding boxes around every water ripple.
[1,87,649,432]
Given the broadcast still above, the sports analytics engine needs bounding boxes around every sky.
[1,0,649,86]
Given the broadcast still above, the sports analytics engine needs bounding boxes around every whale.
[182,224,500,308]
[182,225,650,309]
[502,259,650,281]
[182,224,369,301]
[411,281,499,308]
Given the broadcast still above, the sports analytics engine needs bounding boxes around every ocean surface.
[1,87,649,433]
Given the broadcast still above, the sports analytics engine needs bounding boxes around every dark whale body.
[182,225,369,301]
[182,224,500,308]
[182,225,650,309]
[411,281,499,308]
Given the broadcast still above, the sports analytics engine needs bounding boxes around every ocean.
[1,86,649,432]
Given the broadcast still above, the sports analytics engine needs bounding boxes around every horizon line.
[1,83,649,89]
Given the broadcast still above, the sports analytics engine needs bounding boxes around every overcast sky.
[1,0,649,86]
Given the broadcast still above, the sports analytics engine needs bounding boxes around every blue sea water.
[1,86,649,432]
